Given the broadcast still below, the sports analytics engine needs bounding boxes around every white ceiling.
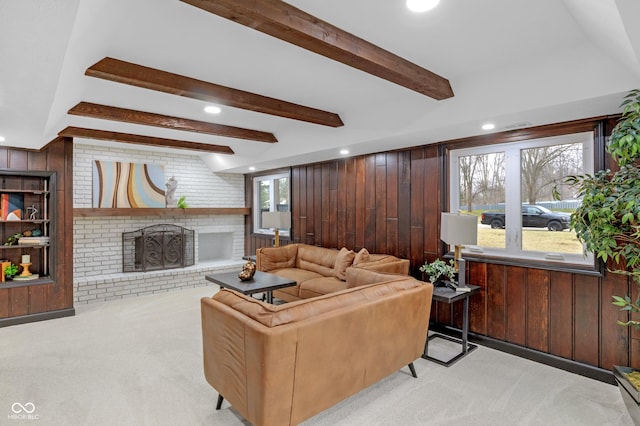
[1,0,639,173]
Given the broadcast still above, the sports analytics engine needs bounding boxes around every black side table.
[422,284,481,366]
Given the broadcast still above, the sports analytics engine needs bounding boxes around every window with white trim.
[253,172,290,235]
[449,132,594,266]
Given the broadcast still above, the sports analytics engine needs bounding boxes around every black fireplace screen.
[122,224,194,272]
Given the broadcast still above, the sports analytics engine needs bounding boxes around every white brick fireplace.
[73,144,246,304]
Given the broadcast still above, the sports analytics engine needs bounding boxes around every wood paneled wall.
[246,115,636,374]
[289,149,441,263]
[0,139,74,322]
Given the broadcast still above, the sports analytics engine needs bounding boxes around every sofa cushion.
[299,277,348,299]
[334,248,355,280]
[258,244,298,272]
[273,285,300,301]
[270,267,324,284]
[353,248,370,265]
[296,245,338,277]
[212,277,423,328]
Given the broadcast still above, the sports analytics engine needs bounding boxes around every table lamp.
[440,212,478,272]
[262,211,291,247]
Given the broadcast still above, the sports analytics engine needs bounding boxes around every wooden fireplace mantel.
[73,207,250,217]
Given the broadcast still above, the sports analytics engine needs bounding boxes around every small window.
[449,132,594,267]
[253,173,290,235]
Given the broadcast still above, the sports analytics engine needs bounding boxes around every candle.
[22,254,30,264]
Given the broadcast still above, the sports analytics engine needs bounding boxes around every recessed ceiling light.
[406,0,440,13]
[340,149,349,155]
[204,105,221,114]
[249,166,256,171]
[481,123,495,131]
[0,136,5,142]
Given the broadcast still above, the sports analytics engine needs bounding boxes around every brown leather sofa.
[256,243,410,302]
[201,267,433,426]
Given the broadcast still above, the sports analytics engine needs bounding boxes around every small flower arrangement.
[419,258,456,284]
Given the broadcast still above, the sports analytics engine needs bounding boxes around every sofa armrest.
[201,295,298,426]
[256,244,299,272]
[354,258,409,275]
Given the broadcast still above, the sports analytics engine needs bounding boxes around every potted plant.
[419,258,456,287]
[556,88,640,422]
[4,263,19,280]
[177,196,188,209]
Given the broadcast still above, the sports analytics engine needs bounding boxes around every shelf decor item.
[0,193,24,221]
[177,196,188,209]
[18,236,50,245]
[3,263,18,280]
[165,176,177,207]
[11,274,39,281]
[1,260,11,282]
[27,205,38,220]
[19,253,32,276]
[4,233,22,246]
[238,260,257,281]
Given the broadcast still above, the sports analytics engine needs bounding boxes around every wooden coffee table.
[205,270,296,304]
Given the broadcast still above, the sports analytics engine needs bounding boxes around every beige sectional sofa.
[255,243,410,302]
[201,267,434,426]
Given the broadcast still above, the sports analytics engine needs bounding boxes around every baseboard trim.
[0,308,76,328]
[430,323,616,385]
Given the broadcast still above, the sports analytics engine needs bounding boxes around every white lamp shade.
[262,211,291,229]
[440,212,477,245]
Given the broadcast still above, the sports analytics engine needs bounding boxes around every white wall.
[73,144,246,304]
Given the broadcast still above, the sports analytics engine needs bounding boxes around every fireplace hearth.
[122,224,194,272]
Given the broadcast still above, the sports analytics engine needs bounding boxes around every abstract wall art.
[0,193,24,220]
[92,161,165,208]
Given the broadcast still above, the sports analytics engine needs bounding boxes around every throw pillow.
[353,248,370,265]
[334,247,355,280]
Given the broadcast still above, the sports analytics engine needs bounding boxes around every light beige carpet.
[0,285,632,425]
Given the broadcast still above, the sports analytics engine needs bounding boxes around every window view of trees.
[451,132,594,265]
[254,173,290,233]
[259,180,271,211]
[459,152,505,213]
[458,142,583,212]
[521,143,583,205]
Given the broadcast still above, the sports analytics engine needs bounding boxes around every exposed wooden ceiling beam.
[58,127,235,154]
[68,102,277,143]
[179,0,454,101]
[86,57,344,127]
